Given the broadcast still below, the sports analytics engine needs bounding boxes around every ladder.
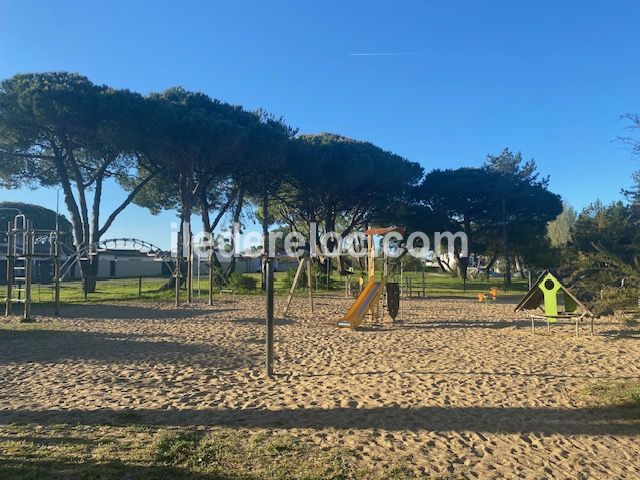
[5,216,34,321]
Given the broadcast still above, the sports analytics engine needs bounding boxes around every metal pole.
[422,271,426,297]
[197,255,202,306]
[208,254,214,306]
[138,275,142,298]
[187,239,193,303]
[54,231,61,316]
[265,257,274,378]
[175,256,181,307]
[6,221,14,316]
[23,221,33,321]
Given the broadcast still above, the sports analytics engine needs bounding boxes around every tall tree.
[0,72,156,291]
[547,202,577,248]
[483,148,561,285]
[280,133,422,265]
[237,112,297,288]
[415,167,495,276]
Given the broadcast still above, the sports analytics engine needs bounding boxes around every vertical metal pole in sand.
[23,221,33,322]
[187,239,193,304]
[54,231,61,316]
[265,257,274,378]
[174,255,181,307]
[6,221,14,317]
[208,253,214,306]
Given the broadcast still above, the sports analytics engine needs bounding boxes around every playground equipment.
[337,227,403,328]
[282,250,314,317]
[477,286,499,303]
[4,214,62,321]
[515,270,593,336]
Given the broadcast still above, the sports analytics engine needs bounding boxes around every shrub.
[228,273,257,292]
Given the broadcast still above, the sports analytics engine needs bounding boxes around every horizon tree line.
[2,71,616,293]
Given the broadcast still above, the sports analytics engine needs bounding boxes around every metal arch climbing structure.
[59,237,176,281]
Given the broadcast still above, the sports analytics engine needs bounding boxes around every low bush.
[228,273,258,292]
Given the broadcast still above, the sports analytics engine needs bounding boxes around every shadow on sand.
[0,404,637,437]
[36,303,238,320]
[0,329,259,367]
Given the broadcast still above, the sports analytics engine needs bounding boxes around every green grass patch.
[150,429,365,479]
[582,382,640,413]
[11,271,527,309]
[0,423,431,479]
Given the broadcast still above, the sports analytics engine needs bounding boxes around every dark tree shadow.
[39,303,237,320]
[232,317,295,326]
[399,319,527,330]
[0,329,258,368]
[1,405,638,437]
[0,457,248,480]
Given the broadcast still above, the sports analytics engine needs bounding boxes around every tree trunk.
[515,256,526,278]
[501,194,512,286]
[503,225,512,286]
[484,251,498,278]
[80,255,100,294]
[225,188,245,276]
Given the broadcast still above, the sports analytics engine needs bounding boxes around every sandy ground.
[0,295,639,479]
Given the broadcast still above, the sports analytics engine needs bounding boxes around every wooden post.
[265,257,274,378]
[138,275,142,298]
[6,221,14,317]
[306,254,314,314]
[283,257,304,317]
[421,271,426,297]
[367,233,375,280]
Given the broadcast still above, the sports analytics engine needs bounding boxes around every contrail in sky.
[348,52,422,56]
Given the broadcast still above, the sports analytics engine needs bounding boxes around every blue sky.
[1,0,639,248]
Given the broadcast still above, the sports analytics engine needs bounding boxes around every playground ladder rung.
[9,298,26,304]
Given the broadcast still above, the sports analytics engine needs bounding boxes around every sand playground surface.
[0,295,639,479]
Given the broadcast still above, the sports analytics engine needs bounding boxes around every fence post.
[138,275,142,298]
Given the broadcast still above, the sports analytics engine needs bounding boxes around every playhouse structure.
[515,270,593,336]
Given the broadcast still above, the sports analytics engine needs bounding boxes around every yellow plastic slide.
[337,277,384,328]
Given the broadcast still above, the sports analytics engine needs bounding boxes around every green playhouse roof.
[514,270,590,315]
